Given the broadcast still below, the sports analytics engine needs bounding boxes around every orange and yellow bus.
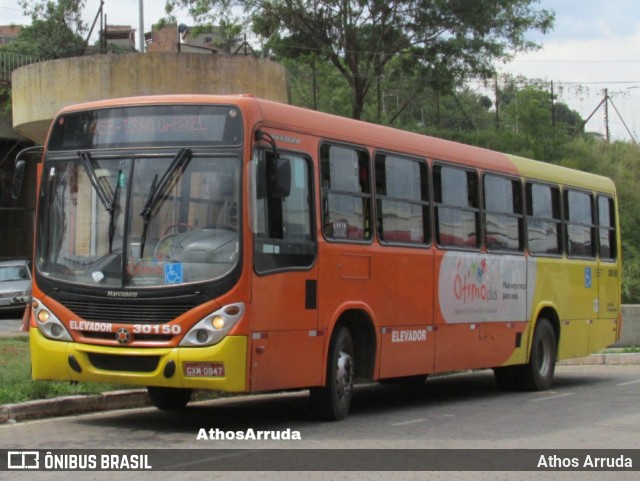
[22,94,621,420]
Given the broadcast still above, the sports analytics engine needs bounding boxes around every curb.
[558,352,640,366]
[0,331,28,339]
[0,390,149,424]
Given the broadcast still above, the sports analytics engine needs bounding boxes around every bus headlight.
[180,303,245,347]
[32,299,73,342]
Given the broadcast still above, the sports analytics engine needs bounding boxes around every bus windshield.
[37,147,241,289]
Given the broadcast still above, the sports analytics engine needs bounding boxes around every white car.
[0,259,32,316]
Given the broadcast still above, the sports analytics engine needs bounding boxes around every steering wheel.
[154,223,193,261]
[163,223,193,235]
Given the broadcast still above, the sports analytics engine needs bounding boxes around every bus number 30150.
[132,324,182,335]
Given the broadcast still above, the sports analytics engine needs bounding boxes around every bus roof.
[56,94,616,194]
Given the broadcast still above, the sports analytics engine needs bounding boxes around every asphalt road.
[1,365,638,481]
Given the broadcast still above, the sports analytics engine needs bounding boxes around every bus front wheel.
[147,386,192,410]
[310,326,355,421]
[522,318,557,390]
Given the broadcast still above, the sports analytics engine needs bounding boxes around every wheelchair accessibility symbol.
[584,266,592,288]
[165,263,183,284]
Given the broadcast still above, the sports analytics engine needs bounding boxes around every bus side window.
[483,174,523,252]
[433,164,480,249]
[320,143,371,242]
[597,195,617,261]
[564,189,596,258]
[374,153,429,245]
[526,182,562,255]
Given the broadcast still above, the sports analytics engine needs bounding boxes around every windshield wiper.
[78,151,113,213]
[78,152,120,253]
[139,148,192,257]
[108,169,122,253]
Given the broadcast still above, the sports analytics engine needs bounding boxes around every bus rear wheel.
[493,318,557,391]
[310,326,355,421]
[147,386,192,410]
[522,318,557,390]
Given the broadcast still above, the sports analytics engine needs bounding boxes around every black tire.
[147,386,192,410]
[310,326,355,421]
[493,319,557,391]
[521,318,557,390]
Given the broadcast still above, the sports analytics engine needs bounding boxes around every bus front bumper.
[29,328,247,392]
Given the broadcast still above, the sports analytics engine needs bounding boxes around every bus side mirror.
[253,153,291,200]
[11,159,26,200]
[11,146,43,200]
[270,157,291,198]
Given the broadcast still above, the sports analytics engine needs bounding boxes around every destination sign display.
[48,104,243,150]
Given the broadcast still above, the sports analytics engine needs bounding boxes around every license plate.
[183,362,225,378]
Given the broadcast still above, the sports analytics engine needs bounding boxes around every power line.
[554,81,640,85]
[511,59,640,63]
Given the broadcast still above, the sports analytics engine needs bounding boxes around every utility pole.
[83,0,105,55]
[376,74,381,123]
[550,81,555,130]
[574,87,636,143]
[312,55,318,111]
[603,89,610,142]
[494,75,500,131]
[138,0,145,53]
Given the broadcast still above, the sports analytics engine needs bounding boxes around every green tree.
[496,76,582,137]
[165,0,554,119]
[215,18,244,54]
[503,85,553,137]
[19,0,86,32]
[553,102,583,135]
[283,54,353,117]
[6,0,87,58]
[494,78,584,159]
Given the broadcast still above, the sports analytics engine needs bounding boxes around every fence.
[0,51,43,84]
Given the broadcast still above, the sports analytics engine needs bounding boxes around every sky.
[499,0,640,142]
[1,0,639,141]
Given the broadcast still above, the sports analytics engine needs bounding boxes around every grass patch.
[0,336,128,405]
[620,346,640,353]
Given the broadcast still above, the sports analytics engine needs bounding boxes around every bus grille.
[88,353,159,373]
[81,331,174,342]
[61,300,195,324]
